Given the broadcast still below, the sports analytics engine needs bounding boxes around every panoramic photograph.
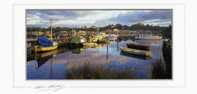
[26,9,172,79]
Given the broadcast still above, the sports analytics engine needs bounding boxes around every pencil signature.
[34,84,64,92]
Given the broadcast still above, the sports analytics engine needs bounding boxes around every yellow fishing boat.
[34,19,58,52]
[34,44,58,52]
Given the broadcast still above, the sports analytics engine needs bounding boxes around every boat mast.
[97,27,99,34]
[50,19,53,40]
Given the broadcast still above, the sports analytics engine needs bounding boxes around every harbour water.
[27,39,166,79]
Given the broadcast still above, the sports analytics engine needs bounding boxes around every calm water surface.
[27,40,165,79]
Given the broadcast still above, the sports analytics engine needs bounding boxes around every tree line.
[27,23,172,39]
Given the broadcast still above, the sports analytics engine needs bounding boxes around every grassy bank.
[162,40,172,79]
[66,62,134,79]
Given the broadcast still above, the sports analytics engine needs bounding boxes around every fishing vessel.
[34,42,58,52]
[33,19,58,52]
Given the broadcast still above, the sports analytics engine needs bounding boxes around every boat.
[108,34,118,41]
[83,43,98,48]
[34,43,58,52]
[135,35,162,40]
[33,35,58,52]
[120,47,151,58]
[33,19,58,52]
[127,43,150,50]
[68,36,83,49]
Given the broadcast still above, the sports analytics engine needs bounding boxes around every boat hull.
[127,43,150,50]
[68,43,83,49]
[34,45,58,52]
[120,47,151,58]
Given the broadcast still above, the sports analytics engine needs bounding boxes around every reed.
[66,62,134,79]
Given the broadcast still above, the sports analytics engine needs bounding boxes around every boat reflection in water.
[27,39,168,79]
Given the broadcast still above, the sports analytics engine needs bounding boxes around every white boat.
[108,34,118,41]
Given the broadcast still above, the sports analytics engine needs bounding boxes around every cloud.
[26,9,172,27]
[52,11,132,27]
[104,10,172,25]
[142,19,172,26]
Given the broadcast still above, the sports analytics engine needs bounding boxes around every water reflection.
[27,40,167,79]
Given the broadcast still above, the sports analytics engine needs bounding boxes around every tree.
[161,25,172,40]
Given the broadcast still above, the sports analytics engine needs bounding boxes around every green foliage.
[161,25,172,40]
[70,36,81,44]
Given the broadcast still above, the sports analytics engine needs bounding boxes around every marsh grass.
[66,62,134,79]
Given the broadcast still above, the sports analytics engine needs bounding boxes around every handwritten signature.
[34,85,64,92]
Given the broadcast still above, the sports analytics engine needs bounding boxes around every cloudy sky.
[26,9,172,28]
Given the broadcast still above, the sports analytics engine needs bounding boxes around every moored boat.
[127,43,150,50]
[33,19,58,52]
[33,35,58,52]
[83,43,98,48]
[120,47,151,58]
[108,34,118,41]
[68,36,84,49]
[34,44,58,52]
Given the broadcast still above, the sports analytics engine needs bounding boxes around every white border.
[13,4,185,88]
